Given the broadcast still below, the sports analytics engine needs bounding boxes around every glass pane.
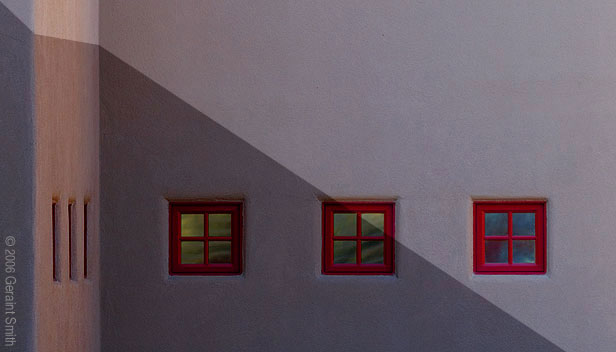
[208,241,232,263]
[361,241,384,264]
[485,213,508,236]
[333,241,356,264]
[181,214,204,237]
[334,213,356,236]
[209,214,232,237]
[485,240,508,263]
[361,213,384,236]
[513,240,536,263]
[181,241,204,264]
[513,213,535,236]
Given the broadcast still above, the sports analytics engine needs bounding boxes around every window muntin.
[474,201,546,274]
[322,202,395,275]
[169,202,242,275]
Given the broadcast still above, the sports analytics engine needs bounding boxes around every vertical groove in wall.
[33,34,100,352]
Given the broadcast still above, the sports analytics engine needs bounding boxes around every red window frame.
[322,202,395,275]
[169,202,242,275]
[473,200,546,275]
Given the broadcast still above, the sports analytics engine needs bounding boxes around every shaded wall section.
[33,35,100,352]
[0,0,33,32]
[98,2,616,350]
[0,3,34,351]
[100,49,563,352]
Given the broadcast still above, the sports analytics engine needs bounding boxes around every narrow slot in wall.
[84,201,88,279]
[52,201,59,281]
[68,201,75,280]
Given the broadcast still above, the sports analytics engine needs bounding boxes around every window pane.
[513,240,535,263]
[209,213,231,237]
[361,241,384,264]
[333,241,356,264]
[181,241,204,264]
[361,213,384,236]
[208,241,232,263]
[485,240,508,263]
[181,214,204,237]
[485,213,508,236]
[334,213,356,236]
[513,213,535,236]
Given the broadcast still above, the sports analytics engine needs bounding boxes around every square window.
[322,202,395,275]
[169,202,242,275]
[473,201,546,275]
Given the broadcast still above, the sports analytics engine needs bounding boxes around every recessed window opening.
[473,200,547,275]
[169,202,243,275]
[322,202,395,275]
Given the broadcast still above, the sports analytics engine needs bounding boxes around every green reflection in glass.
[485,213,508,236]
[334,213,356,236]
[513,213,535,236]
[181,241,204,264]
[181,214,204,237]
[361,213,384,236]
[208,241,232,263]
[361,241,384,264]
[333,241,356,264]
[513,240,535,263]
[209,214,231,237]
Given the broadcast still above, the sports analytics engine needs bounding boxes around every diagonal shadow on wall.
[100,48,564,352]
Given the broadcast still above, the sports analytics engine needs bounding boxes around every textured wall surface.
[33,36,100,352]
[100,49,564,352]
[99,1,616,351]
[0,3,34,351]
[0,2,100,351]
[0,0,98,43]
[33,0,98,44]
[0,0,32,32]
[2,0,615,350]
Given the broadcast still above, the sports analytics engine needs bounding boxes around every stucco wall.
[100,1,616,351]
[0,0,98,44]
[33,36,100,352]
[0,2,100,351]
[0,0,32,33]
[33,0,98,44]
[99,50,565,352]
[0,3,34,351]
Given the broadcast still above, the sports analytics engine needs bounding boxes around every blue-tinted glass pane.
[334,213,356,236]
[181,241,204,264]
[208,241,232,263]
[513,240,535,263]
[513,213,535,236]
[485,213,508,236]
[361,213,384,236]
[181,214,204,237]
[209,214,231,237]
[334,241,356,264]
[361,241,384,264]
[485,240,508,263]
